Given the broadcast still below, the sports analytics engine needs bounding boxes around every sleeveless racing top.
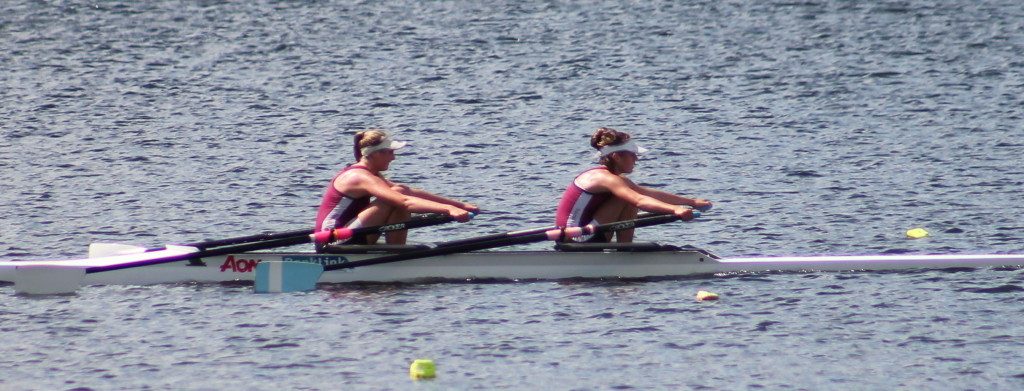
[315,165,373,232]
[555,167,613,228]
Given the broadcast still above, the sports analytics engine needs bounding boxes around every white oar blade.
[88,243,147,258]
[14,266,86,295]
[254,261,323,293]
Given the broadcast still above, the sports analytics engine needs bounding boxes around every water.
[2,0,1024,389]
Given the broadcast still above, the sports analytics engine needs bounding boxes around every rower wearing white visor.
[555,127,712,243]
[314,130,477,249]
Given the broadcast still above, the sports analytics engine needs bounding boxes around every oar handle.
[586,212,689,235]
[314,213,457,243]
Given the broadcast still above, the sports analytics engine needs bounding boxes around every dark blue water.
[2,0,1024,389]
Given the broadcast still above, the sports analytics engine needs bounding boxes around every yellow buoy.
[696,290,719,301]
[906,228,929,239]
[409,359,436,379]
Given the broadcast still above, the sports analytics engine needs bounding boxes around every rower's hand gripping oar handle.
[573,210,700,238]
[312,213,465,244]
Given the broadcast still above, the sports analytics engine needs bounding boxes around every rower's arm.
[361,176,471,218]
[601,176,690,216]
[403,187,478,212]
[634,186,707,208]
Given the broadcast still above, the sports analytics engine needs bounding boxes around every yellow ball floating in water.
[906,228,929,239]
[696,290,719,301]
[409,359,436,379]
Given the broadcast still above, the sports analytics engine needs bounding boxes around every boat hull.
[81,249,723,285]
[3,249,1023,288]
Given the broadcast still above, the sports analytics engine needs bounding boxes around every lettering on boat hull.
[220,256,261,273]
[282,255,350,267]
[219,255,350,273]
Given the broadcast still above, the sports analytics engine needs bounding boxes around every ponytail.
[590,127,630,149]
[590,127,631,168]
[353,131,366,161]
[352,130,388,162]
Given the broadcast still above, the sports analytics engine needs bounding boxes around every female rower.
[315,130,477,249]
[555,127,712,243]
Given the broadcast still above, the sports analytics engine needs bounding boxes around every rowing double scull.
[2,212,1022,294]
[2,243,1023,291]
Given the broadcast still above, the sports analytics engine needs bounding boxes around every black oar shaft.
[176,213,452,250]
[88,214,458,274]
[187,229,313,250]
[325,213,682,271]
[432,213,660,249]
[327,231,553,270]
[433,226,554,248]
[323,213,454,242]
[88,236,312,273]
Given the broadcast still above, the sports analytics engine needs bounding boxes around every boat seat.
[320,244,430,254]
[554,242,686,252]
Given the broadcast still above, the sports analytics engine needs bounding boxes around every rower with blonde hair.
[314,130,477,249]
[555,127,712,242]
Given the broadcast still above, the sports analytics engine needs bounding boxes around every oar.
[177,228,315,250]
[334,212,694,269]
[433,212,667,248]
[92,213,459,273]
[87,228,318,258]
[433,226,555,248]
[89,213,456,258]
[256,211,697,293]
[13,214,459,295]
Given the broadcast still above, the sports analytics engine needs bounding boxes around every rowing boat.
[2,213,706,294]
[3,242,1023,289]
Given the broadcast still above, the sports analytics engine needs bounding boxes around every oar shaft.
[589,213,684,234]
[325,213,687,271]
[185,213,452,250]
[433,226,554,248]
[186,229,313,250]
[87,214,459,274]
[327,230,559,270]
[433,213,661,249]
[88,236,314,273]
[316,213,454,243]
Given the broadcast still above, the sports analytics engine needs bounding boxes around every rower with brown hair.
[314,130,477,249]
[555,127,712,243]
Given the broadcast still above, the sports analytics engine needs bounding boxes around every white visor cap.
[598,139,648,158]
[360,136,408,157]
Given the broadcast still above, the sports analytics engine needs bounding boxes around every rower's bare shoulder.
[333,169,374,192]
[578,169,622,191]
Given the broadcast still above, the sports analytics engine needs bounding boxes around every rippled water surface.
[2,0,1024,389]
